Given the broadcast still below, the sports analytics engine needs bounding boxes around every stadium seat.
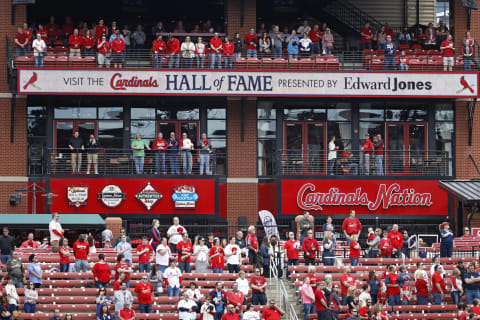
[234,57,246,69]
[288,58,301,70]
[299,58,314,69]
[16,56,34,68]
[399,44,410,50]
[246,58,260,69]
[44,55,56,67]
[272,58,287,69]
[56,55,68,67]
[83,56,96,68]
[261,58,273,69]
[69,56,84,68]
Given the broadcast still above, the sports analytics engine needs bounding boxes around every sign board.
[281,180,449,215]
[67,186,88,207]
[17,69,479,98]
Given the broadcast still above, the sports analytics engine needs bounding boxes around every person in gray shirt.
[269,25,284,58]
[113,282,133,318]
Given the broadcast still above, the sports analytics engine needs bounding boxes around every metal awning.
[0,214,105,229]
[439,180,480,205]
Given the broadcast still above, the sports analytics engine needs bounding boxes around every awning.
[439,180,480,205]
[0,214,105,229]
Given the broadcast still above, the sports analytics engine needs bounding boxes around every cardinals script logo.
[23,72,41,90]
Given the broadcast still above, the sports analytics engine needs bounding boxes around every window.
[207,107,227,175]
[327,103,352,150]
[99,120,123,149]
[28,106,47,137]
[54,107,96,119]
[434,103,454,175]
[258,102,277,176]
[99,107,123,120]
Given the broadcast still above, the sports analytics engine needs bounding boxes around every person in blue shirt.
[286,30,300,60]
[167,131,180,174]
[346,308,360,320]
[322,231,336,266]
[397,265,410,288]
[109,29,124,43]
[439,222,454,257]
[368,270,380,305]
[464,263,480,305]
[115,235,132,263]
[383,35,396,70]
[27,254,42,288]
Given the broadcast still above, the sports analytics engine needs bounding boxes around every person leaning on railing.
[86,134,99,175]
[32,33,46,68]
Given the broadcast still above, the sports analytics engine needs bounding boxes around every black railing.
[323,0,383,33]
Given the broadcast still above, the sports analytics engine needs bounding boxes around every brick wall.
[453,0,480,50]
[454,101,480,179]
[225,0,257,38]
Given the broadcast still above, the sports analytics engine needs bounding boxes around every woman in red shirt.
[82,29,95,57]
[223,36,235,69]
[59,238,71,273]
[115,254,132,288]
[93,253,111,288]
[414,272,429,305]
[349,234,361,266]
[208,238,225,273]
[373,303,389,320]
[96,34,111,67]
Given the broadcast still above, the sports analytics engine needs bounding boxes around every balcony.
[28,148,225,176]
[274,149,452,177]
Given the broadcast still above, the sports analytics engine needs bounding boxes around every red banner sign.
[49,178,215,215]
[281,180,448,215]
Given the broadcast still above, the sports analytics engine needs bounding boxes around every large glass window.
[28,106,47,137]
[435,103,454,175]
[327,103,352,150]
[99,120,123,149]
[207,107,226,175]
[54,107,96,119]
[258,102,277,176]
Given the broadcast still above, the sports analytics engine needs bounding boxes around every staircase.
[265,277,301,320]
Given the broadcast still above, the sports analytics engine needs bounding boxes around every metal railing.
[12,48,476,72]
[42,147,224,176]
[323,0,383,33]
[275,149,452,176]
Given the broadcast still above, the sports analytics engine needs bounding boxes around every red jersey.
[361,139,373,154]
[73,240,90,260]
[222,313,241,320]
[36,29,47,41]
[15,32,27,48]
[134,282,154,305]
[340,273,355,295]
[61,23,74,36]
[284,239,299,260]
[314,288,327,311]
[342,217,362,236]
[23,28,33,45]
[459,311,469,320]
[68,35,83,49]
[137,244,154,264]
[250,276,267,294]
[167,38,180,54]
[152,40,166,55]
[82,35,95,49]
[359,306,370,318]
[95,25,108,40]
[388,230,403,250]
[431,272,446,293]
[308,30,322,43]
[177,241,194,263]
[261,307,282,320]
[112,38,125,53]
[20,240,39,249]
[119,309,135,320]
[244,34,258,50]
[302,237,319,259]
[360,28,373,43]
[415,278,428,297]
[379,238,392,257]
[402,284,412,301]
[386,273,400,295]
[227,290,244,306]
[441,40,455,56]
[97,40,111,54]
[115,262,131,282]
[152,138,167,152]
[210,38,223,53]
[59,246,70,264]
[472,306,480,315]
[223,42,234,57]
[209,246,225,269]
[93,262,111,283]
[349,241,360,259]
[306,274,317,284]
[113,281,121,291]
[246,233,258,250]
[46,23,59,38]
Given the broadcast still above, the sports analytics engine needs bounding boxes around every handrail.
[269,252,290,319]
[324,0,383,33]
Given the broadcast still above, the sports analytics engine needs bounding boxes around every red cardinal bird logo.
[457,76,474,94]
[23,72,41,90]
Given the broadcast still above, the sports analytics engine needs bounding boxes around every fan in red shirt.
[152,132,168,173]
[227,282,245,310]
[58,238,71,272]
[36,24,48,41]
[68,28,83,57]
[22,23,33,49]
[308,25,322,54]
[440,34,455,71]
[20,233,39,249]
[388,224,403,257]
[94,19,108,40]
[115,254,132,287]
[385,265,401,306]
[209,33,223,69]
[360,23,373,49]
[349,234,361,266]
[458,302,469,320]
[152,35,166,69]
[14,27,28,57]
[93,253,111,287]
[73,235,90,261]
[379,230,392,257]
[223,37,235,69]
[359,299,372,319]
[284,232,300,279]
[177,233,194,273]
[111,33,125,68]
[97,34,111,67]
[166,36,181,68]
[414,272,429,305]
[119,303,136,320]
[134,276,154,311]
[340,267,356,302]
[250,268,267,305]
[314,282,328,317]
[82,30,95,56]
[246,226,259,266]
[342,210,362,242]
[431,265,446,304]
[61,16,74,44]
[302,230,318,265]
[136,237,154,273]
[45,16,59,43]
[261,299,285,320]
[243,28,258,58]
[209,238,225,272]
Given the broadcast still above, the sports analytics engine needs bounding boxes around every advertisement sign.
[172,185,199,208]
[67,186,88,207]
[17,69,479,98]
[281,180,448,215]
[50,178,215,214]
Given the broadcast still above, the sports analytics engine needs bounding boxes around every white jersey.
[156,244,170,266]
[178,299,197,320]
[164,267,182,288]
[49,220,63,242]
[224,244,241,265]
[167,224,187,244]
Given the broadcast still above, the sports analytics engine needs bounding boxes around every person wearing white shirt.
[32,33,46,67]
[429,255,445,278]
[165,260,182,298]
[327,136,337,175]
[180,132,194,174]
[186,282,204,304]
[195,38,206,68]
[102,228,113,248]
[178,293,198,320]
[167,217,187,253]
[225,236,242,273]
[194,237,210,273]
[297,20,311,35]
[181,36,196,69]
[5,277,19,310]
[235,270,250,302]
[156,237,170,273]
[49,213,63,253]
[201,297,216,320]
[243,303,260,320]
[358,284,371,307]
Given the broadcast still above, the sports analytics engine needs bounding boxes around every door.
[386,122,427,174]
[284,122,325,174]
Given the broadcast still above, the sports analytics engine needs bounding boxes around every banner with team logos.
[17,69,479,98]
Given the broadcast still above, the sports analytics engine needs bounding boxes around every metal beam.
[468,99,476,146]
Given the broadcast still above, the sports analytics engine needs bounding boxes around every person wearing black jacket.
[233,33,243,59]
[68,131,84,174]
[86,134,99,174]
[0,228,14,265]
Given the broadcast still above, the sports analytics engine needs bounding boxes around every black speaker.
[238,216,248,227]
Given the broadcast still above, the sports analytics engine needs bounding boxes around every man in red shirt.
[244,28,258,58]
[152,35,166,69]
[314,282,328,319]
[227,282,244,312]
[73,234,90,272]
[94,19,108,41]
[20,233,39,249]
[137,236,154,273]
[246,225,258,265]
[379,230,392,257]
[119,302,136,320]
[14,26,28,57]
[284,232,300,280]
[261,299,285,320]
[250,268,267,305]
[36,24,47,41]
[210,32,223,69]
[134,275,154,313]
[177,233,194,273]
[58,238,71,272]
[388,224,403,258]
[223,36,235,69]
[61,16,74,46]
[167,35,180,68]
[440,34,455,71]
[431,265,446,304]
[111,32,125,68]
[359,299,372,319]
[222,304,240,320]
[308,24,322,54]
[342,210,362,244]
[385,265,400,306]
[302,229,318,265]
[360,133,373,175]
[340,267,355,305]
[360,22,373,50]
[152,132,167,173]
[93,253,111,288]
[23,23,33,51]
[68,28,83,57]
[45,16,59,45]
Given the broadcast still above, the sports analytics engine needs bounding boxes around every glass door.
[307,123,325,173]
[387,124,405,174]
[408,124,426,173]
